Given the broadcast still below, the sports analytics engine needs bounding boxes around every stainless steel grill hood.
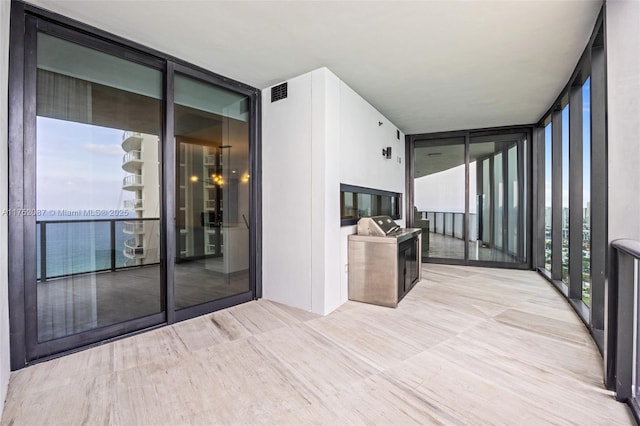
[356,215,400,237]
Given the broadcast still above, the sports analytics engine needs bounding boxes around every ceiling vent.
[271,82,287,102]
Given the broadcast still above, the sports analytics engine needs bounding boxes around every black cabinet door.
[398,245,408,297]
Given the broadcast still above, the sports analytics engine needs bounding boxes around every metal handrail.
[609,238,640,422]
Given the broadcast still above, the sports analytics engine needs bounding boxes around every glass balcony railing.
[36,218,159,281]
[420,211,477,241]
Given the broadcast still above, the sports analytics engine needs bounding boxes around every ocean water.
[36,216,132,280]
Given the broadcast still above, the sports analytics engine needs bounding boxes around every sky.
[36,116,132,216]
[544,77,591,210]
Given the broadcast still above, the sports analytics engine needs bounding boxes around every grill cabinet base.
[348,229,422,308]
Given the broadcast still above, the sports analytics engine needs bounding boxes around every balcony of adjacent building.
[121,131,143,152]
[122,220,145,235]
[123,237,145,260]
[122,174,143,191]
[123,198,144,211]
[122,149,143,173]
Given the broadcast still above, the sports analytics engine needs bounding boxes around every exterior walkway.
[1,264,632,425]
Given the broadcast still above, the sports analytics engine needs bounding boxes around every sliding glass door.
[10,14,258,365]
[174,73,251,312]
[410,130,529,268]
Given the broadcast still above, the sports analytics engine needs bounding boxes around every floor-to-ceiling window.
[582,77,591,306]
[544,122,552,271]
[535,11,605,351]
[561,105,570,284]
[8,6,259,367]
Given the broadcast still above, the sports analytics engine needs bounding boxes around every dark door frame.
[8,0,262,369]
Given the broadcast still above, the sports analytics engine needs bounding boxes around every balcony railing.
[419,211,478,241]
[36,218,159,282]
[122,131,144,151]
[122,150,142,164]
[123,199,143,210]
[123,174,143,188]
[122,131,143,141]
[123,221,145,234]
[124,238,145,259]
[608,239,640,421]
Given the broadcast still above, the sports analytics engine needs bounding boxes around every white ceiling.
[27,0,602,135]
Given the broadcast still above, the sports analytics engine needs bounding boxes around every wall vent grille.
[271,82,288,102]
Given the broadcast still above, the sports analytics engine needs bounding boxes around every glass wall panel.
[35,33,162,341]
[544,123,553,271]
[582,78,592,306]
[469,133,525,263]
[562,105,570,284]
[507,145,518,254]
[414,138,465,260]
[174,74,250,309]
[357,193,372,217]
[494,152,503,249]
[481,159,491,244]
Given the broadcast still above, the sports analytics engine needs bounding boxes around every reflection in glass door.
[174,74,251,310]
[34,33,163,343]
[412,131,528,266]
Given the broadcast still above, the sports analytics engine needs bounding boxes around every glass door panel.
[174,74,250,309]
[413,137,466,260]
[469,133,526,264]
[35,33,163,342]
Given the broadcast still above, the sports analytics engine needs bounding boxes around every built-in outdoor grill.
[348,216,422,308]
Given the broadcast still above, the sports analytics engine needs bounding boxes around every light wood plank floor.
[1,264,633,425]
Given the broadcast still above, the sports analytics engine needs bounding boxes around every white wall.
[262,72,313,311]
[338,80,406,313]
[414,163,477,214]
[0,0,11,417]
[262,67,406,315]
[607,0,640,243]
[310,69,342,314]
